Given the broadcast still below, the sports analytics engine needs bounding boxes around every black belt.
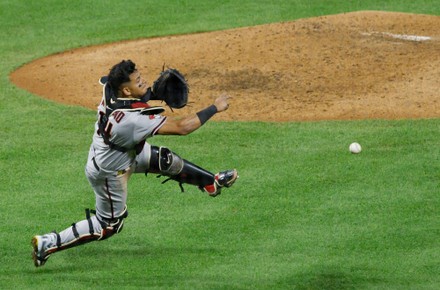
[92,157,100,171]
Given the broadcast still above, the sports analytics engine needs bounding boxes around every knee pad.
[149,146,183,175]
[96,207,129,240]
[159,147,184,175]
[149,146,214,191]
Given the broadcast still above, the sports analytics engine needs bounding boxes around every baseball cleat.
[31,235,53,267]
[215,169,238,188]
[203,169,238,197]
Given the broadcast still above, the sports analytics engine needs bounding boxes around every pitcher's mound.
[10,11,440,122]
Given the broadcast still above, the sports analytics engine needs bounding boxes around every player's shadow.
[278,266,386,289]
[25,243,221,275]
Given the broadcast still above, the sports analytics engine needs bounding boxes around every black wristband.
[196,105,218,125]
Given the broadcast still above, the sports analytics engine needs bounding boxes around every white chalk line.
[361,32,432,42]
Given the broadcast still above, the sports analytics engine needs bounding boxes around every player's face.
[122,70,148,98]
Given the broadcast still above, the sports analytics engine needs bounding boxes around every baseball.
[349,142,362,154]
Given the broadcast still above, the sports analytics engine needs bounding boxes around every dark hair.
[107,60,137,92]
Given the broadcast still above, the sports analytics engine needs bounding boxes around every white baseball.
[349,142,362,154]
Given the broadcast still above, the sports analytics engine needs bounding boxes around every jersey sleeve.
[132,114,167,143]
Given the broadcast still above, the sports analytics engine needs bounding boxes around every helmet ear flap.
[99,76,108,85]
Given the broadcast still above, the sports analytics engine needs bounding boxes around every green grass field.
[1,1,439,289]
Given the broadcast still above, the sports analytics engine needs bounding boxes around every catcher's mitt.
[151,68,188,109]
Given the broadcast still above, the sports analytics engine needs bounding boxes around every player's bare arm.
[157,94,230,135]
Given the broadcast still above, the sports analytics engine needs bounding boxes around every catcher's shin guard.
[40,208,128,256]
[149,146,219,194]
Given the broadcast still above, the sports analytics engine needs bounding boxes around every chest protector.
[98,76,165,152]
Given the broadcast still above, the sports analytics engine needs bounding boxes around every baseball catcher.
[31,60,238,267]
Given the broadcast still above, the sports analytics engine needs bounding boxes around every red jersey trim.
[152,117,167,136]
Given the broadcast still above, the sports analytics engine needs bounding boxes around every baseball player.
[31,60,238,267]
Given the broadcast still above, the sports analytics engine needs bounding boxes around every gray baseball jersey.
[86,86,167,221]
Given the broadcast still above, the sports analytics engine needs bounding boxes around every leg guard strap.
[71,223,79,239]
[86,208,95,235]
[52,231,61,249]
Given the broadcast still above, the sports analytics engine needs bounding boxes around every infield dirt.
[10,11,440,122]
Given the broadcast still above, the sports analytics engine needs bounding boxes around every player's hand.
[214,94,231,112]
